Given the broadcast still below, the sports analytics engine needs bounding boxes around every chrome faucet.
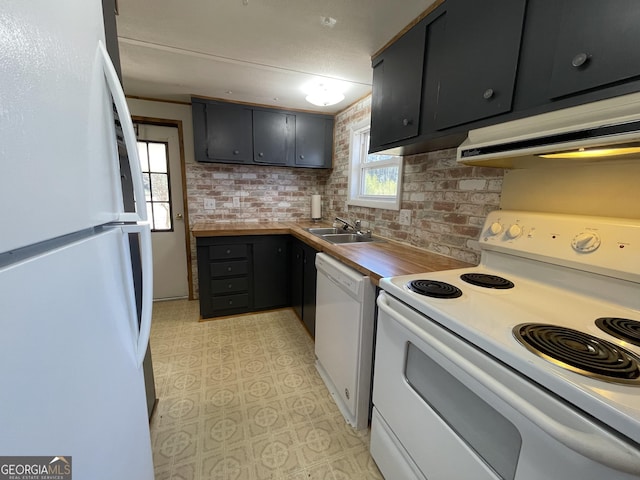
[335,217,371,237]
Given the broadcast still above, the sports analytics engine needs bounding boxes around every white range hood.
[457,91,640,168]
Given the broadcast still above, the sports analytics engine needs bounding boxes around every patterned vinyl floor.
[149,299,384,480]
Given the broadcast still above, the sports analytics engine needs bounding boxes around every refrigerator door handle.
[98,40,147,223]
[122,223,154,367]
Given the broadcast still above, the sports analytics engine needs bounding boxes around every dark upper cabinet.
[370,20,427,149]
[433,0,527,130]
[369,0,640,156]
[253,110,295,165]
[295,114,333,168]
[205,102,253,163]
[192,98,333,168]
[547,0,640,99]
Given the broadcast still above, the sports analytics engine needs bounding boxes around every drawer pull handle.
[233,150,240,155]
[226,249,231,254]
[228,300,233,305]
[227,267,232,272]
[483,88,494,100]
[228,284,233,289]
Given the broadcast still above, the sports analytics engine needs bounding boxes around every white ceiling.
[116,0,436,113]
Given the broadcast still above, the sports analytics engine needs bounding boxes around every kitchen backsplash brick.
[324,96,504,265]
[187,163,328,224]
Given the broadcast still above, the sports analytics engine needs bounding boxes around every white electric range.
[371,210,640,480]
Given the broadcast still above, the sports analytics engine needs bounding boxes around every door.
[136,124,188,299]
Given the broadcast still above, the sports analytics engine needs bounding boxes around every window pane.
[366,153,395,164]
[362,166,399,196]
[148,143,167,173]
[137,142,149,171]
[152,202,172,230]
[143,173,151,201]
[146,203,153,226]
[151,173,169,201]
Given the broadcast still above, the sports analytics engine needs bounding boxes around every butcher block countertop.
[192,221,473,285]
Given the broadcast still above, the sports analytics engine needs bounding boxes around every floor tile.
[149,300,383,479]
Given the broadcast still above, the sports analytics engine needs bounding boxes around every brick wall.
[186,162,328,224]
[324,96,504,265]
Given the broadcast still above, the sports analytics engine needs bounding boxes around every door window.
[137,140,172,232]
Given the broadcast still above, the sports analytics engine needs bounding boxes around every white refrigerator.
[0,1,155,478]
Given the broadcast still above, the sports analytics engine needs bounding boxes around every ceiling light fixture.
[303,81,346,107]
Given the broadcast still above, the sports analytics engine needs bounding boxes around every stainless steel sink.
[305,227,385,244]
[306,227,341,235]
[321,233,384,244]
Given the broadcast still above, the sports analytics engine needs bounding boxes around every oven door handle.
[377,293,640,475]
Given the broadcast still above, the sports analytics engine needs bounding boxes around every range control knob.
[488,222,503,235]
[572,232,601,253]
[506,224,522,239]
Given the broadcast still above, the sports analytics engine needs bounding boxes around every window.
[137,140,173,231]
[347,123,403,210]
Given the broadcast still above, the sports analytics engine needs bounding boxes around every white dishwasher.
[315,253,376,430]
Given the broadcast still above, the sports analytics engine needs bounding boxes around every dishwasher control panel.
[315,253,365,297]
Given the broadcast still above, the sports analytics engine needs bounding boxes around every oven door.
[371,291,640,480]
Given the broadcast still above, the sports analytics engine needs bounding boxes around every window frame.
[347,121,403,211]
[137,139,174,233]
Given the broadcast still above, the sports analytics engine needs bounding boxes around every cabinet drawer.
[209,244,248,259]
[210,260,248,277]
[211,277,249,294]
[211,293,249,310]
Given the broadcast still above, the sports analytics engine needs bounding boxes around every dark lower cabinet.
[253,236,290,309]
[197,235,290,318]
[290,238,318,338]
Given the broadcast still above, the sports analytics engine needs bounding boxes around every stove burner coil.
[460,273,514,289]
[596,317,640,347]
[407,280,462,299]
[513,323,640,384]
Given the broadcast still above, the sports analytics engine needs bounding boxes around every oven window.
[405,342,522,480]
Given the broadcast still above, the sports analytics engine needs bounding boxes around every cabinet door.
[548,0,640,99]
[295,114,333,168]
[290,239,304,320]
[370,21,426,148]
[205,102,253,163]
[253,236,290,310]
[253,110,295,165]
[301,243,318,338]
[434,0,527,130]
